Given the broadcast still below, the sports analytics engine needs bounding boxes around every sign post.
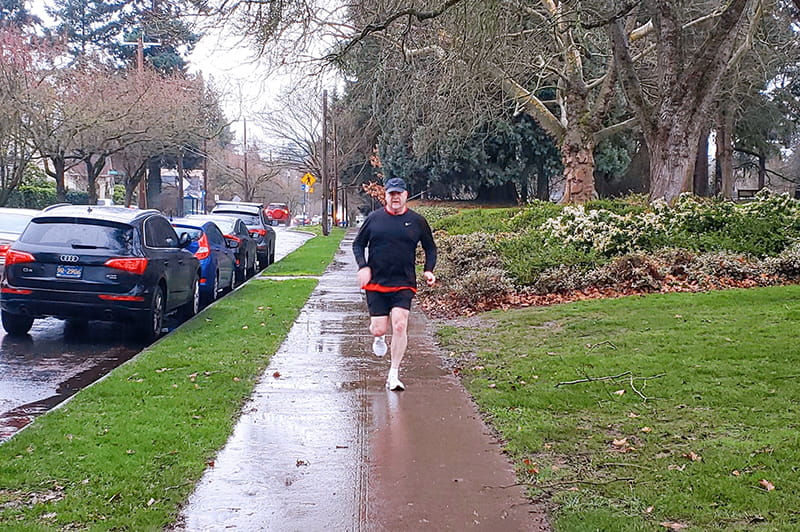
[301,173,317,225]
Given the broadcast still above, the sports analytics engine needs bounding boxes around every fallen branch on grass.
[555,371,631,387]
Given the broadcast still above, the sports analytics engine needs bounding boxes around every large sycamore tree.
[207,0,786,203]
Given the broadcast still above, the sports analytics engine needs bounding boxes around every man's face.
[385,190,408,212]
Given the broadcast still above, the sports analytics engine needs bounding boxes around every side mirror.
[178,232,192,248]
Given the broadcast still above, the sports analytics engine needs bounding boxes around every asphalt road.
[0,226,314,442]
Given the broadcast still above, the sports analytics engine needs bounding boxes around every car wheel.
[228,267,236,292]
[1,310,33,336]
[140,285,165,343]
[205,271,219,304]
[246,254,256,278]
[180,274,200,320]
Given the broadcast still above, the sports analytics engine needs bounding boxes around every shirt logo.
[404,222,411,226]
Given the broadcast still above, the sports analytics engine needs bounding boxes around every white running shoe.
[372,335,387,357]
[386,369,405,391]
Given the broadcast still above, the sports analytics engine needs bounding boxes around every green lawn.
[0,228,345,531]
[437,285,800,531]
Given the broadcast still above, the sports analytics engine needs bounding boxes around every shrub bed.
[417,192,800,317]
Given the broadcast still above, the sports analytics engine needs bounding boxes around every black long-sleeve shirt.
[352,207,437,292]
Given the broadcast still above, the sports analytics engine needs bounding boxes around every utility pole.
[321,90,330,236]
[203,138,209,213]
[242,118,248,201]
[122,34,159,209]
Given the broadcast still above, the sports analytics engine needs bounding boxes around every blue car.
[171,218,238,306]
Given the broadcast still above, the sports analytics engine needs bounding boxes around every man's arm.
[352,218,370,269]
[419,217,437,273]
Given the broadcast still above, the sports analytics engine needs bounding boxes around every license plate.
[56,265,83,279]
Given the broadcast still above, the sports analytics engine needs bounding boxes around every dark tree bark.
[694,129,709,196]
[610,0,754,201]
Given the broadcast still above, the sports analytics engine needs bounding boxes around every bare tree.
[610,0,765,201]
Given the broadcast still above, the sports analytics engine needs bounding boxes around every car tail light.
[98,294,145,302]
[1,287,32,295]
[105,257,148,275]
[0,244,9,257]
[194,233,210,260]
[225,234,241,244]
[5,249,35,265]
[250,228,266,237]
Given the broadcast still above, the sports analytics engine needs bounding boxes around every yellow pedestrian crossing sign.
[301,173,317,186]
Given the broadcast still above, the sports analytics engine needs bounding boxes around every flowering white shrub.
[540,191,800,258]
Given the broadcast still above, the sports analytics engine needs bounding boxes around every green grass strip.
[265,227,346,276]
[438,284,800,531]
[0,229,346,531]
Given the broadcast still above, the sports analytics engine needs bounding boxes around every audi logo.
[59,255,80,263]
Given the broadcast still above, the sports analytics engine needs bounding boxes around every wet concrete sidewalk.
[174,231,550,531]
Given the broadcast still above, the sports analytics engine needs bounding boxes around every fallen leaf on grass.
[683,451,702,462]
[242,325,249,330]
[612,438,628,447]
[147,498,155,506]
[732,470,740,476]
[668,464,685,471]
[759,479,775,491]
[640,426,652,433]
[614,389,625,396]
[660,522,687,530]
[488,383,497,388]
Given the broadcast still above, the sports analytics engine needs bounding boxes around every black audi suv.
[0,205,200,342]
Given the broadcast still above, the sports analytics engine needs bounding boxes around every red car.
[265,203,291,226]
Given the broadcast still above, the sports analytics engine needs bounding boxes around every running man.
[353,177,437,391]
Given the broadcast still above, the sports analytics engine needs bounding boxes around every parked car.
[186,214,258,284]
[0,207,39,278]
[0,205,200,341]
[265,202,291,226]
[171,217,237,305]
[211,201,276,269]
[292,213,311,226]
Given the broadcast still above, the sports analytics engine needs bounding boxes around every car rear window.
[214,212,261,226]
[20,219,133,253]
[173,226,203,240]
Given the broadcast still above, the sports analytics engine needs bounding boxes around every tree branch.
[334,0,467,59]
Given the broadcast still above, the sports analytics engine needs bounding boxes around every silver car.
[0,207,39,277]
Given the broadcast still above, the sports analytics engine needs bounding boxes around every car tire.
[228,268,236,292]
[1,310,33,336]
[246,254,256,278]
[180,274,200,321]
[204,271,219,305]
[140,285,165,343]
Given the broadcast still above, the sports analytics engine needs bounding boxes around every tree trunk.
[474,181,518,205]
[693,129,709,196]
[757,154,766,189]
[716,109,734,199]
[536,157,550,201]
[46,154,67,203]
[648,134,695,201]
[560,130,596,203]
[147,157,161,209]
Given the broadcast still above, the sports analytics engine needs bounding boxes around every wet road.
[174,231,549,531]
[0,227,314,442]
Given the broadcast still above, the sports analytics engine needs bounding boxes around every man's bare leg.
[389,307,409,369]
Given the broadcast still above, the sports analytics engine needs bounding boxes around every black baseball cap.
[384,177,407,193]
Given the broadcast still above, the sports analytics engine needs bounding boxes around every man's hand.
[357,266,372,288]
[423,271,436,287]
